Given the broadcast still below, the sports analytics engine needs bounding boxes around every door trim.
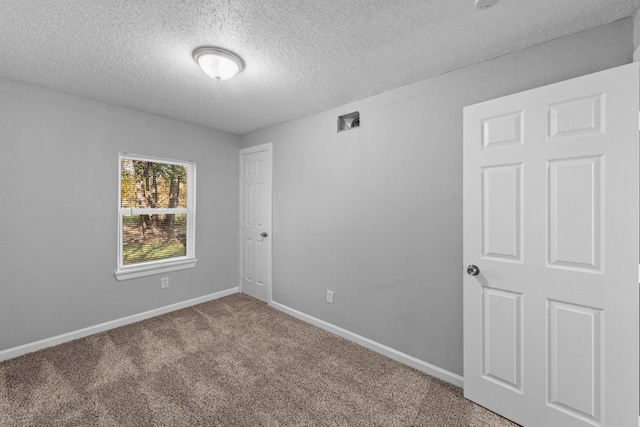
[239,142,273,303]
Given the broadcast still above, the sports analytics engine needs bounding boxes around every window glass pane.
[121,159,187,209]
[122,214,187,265]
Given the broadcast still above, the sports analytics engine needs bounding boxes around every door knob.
[467,265,480,276]
[260,232,268,238]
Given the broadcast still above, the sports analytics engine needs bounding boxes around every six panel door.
[463,63,639,426]
[240,144,272,302]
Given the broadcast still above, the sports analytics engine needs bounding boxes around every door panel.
[463,63,639,426]
[482,163,523,261]
[547,300,602,423]
[548,94,604,140]
[482,287,523,392]
[548,156,603,271]
[482,110,524,148]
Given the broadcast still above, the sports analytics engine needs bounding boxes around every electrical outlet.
[161,277,169,289]
[326,290,334,304]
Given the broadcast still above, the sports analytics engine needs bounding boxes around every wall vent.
[338,111,360,132]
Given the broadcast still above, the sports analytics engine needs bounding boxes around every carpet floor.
[0,293,519,426]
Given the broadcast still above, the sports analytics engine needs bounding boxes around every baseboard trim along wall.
[270,300,464,388]
[2,288,464,389]
[0,287,239,362]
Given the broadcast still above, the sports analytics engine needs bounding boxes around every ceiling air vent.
[338,111,360,132]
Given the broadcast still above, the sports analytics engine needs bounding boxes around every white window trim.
[115,153,197,281]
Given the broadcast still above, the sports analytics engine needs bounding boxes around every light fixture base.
[475,0,499,10]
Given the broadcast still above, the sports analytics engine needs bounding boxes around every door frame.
[239,142,273,303]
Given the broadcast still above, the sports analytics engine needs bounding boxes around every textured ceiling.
[1,0,638,135]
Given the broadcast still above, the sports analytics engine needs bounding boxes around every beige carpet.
[0,293,519,426]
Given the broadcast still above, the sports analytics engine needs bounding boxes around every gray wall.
[240,18,634,376]
[0,79,239,352]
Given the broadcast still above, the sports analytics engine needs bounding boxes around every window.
[115,153,196,281]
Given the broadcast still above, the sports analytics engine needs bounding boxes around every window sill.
[115,258,198,281]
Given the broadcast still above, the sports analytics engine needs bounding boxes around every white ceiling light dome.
[193,47,245,81]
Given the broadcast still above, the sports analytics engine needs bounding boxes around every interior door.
[240,143,272,303]
[463,63,639,426]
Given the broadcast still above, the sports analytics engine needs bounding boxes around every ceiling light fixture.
[193,47,245,81]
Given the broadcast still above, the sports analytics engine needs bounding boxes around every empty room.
[1,1,640,426]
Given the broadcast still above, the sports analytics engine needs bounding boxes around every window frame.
[115,153,197,281]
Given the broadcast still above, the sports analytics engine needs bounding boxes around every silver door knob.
[260,232,268,238]
[467,265,480,276]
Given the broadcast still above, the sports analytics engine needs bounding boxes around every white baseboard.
[269,300,464,388]
[0,287,239,362]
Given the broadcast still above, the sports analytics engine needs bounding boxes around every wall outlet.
[161,277,169,289]
[326,290,334,304]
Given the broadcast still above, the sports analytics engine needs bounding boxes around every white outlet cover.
[326,290,334,304]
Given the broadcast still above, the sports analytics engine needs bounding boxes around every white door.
[240,143,272,303]
[463,63,639,426]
